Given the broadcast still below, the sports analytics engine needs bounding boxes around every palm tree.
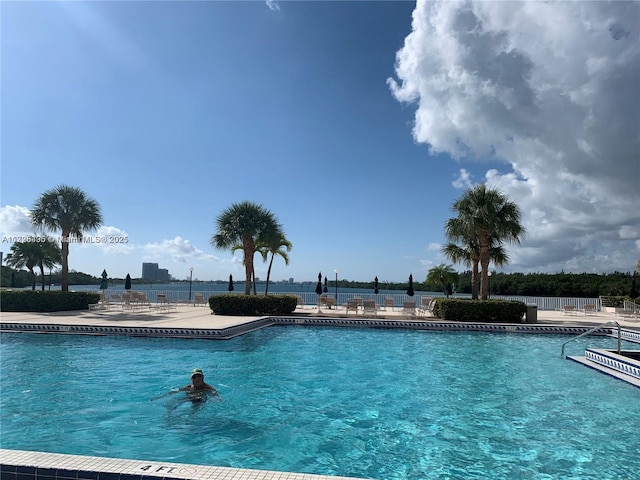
[447,185,525,300]
[442,234,509,300]
[426,263,458,298]
[36,239,62,291]
[257,232,292,295]
[31,185,103,291]
[211,201,281,295]
[5,241,40,290]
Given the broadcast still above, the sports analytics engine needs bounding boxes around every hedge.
[0,290,101,312]
[208,294,297,316]
[431,298,526,323]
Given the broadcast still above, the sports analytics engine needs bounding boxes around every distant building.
[142,263,157,281]
[289,277,294,284]
[142,262,170,282]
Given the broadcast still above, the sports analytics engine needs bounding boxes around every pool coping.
[1,313,636,340]
[0,449,363,480]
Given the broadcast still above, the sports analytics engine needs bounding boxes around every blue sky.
[1,0,639,283]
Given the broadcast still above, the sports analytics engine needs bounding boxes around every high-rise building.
[157,269,169,282]
[142,263,158,281]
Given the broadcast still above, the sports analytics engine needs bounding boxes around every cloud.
[389,0,640,273]
[452,169,473,190]
[143,236,217,264]
[427,243,441,252]
[0,205,32,237]
[265,0,280,12]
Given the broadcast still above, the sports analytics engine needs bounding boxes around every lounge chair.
[383,297,394,311]
[561,305,577,315]
[194,293,207,306]
[417,296,433,317]
[126,292,151,312]
[362,299,378,317]
[345,298,359,315]
[580,304,597,316]
[354,297,364,309]
[110,293,123,305]
[156,294,176,312]
[295,295,307,310]
[319,295,336,309]
[402,300,417,318]
[89,291,110,311]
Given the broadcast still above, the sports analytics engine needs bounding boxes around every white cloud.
[389,0,640,273]
[0,205,32,236]
[427,243,441,251]
[452,168,473,189]
[265,0,280,12]
[143,236,217,265]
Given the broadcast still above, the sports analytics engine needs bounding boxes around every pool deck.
[1,303,638,331]
[1,305,639,480]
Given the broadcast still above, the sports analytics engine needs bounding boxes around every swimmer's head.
[191,368,204,379]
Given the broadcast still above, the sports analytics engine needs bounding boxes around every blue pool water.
[1,327,639,479]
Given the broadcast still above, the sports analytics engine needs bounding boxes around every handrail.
[561,320,621,358]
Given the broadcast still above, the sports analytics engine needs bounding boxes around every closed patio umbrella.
[315,272,323,295]
[406,274,414,297]
[99,269,108,290]
[323,276,328,293]
[228,274,234,292]
[124,273,132,291]
[315,272,323,313]
[374,276,379,294]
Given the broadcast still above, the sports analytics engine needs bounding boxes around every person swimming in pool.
[151,368,219,404]
[179,368,218,401]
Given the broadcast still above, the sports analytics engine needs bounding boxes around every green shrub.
[208,294,297,316]
[0,290,100,312]
[432,298,526,323]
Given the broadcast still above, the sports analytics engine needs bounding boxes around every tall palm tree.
[211,201,281,295]
[257,232,292,295]
[31,185,102,291]
[5,241,40,290]
[442,234,509,300]
[447,185,525,300]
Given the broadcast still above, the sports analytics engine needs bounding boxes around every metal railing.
[94,288,601,311]
[623,299,639,312]
[560,320,621,358]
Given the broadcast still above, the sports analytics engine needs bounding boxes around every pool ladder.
[560,320,621,358]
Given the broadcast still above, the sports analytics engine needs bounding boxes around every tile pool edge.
[0,449,366,480]
[0,315,625,340]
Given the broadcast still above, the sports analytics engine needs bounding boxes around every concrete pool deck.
[1,305,638,480]
[1,303,639,331]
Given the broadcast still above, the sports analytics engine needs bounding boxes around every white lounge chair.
[296,295,305,309]
[561,305,577,315]
[157,294,176,312]
[402,300,417,318]
[194,293,207,306]
[89,291,110,311]
[417,296,433,317]
[383,297,394,311]
[345,298,359,315]
[362,299,378,317]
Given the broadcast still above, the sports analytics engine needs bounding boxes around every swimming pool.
[1,327,638,479]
